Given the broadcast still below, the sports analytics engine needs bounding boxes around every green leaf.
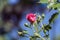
[49,3,60,10]
[40,0,48,3]
[37,15,41,24]
[18,31,28,37]
[18,32,23,36]
[44,34,49,38]
[49,12,59,24]
[34,33,40,38]
[47,3,60,10]
[43,30,47,34]
[30,36,37,40]
[23,30,28,34]
[53,3,60,8]
[44,24,51,31]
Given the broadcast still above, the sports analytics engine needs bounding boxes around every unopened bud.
[18,32,23,36]
[24,23,29,27]
[34,33,40,38]
[23,31,28,34]
[37,15,41,23]
[42,14,45,19]
[38,15,41,19]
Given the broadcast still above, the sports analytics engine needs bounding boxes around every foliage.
[49,12,59,24]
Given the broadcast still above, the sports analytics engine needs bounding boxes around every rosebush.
[18,12,59,40]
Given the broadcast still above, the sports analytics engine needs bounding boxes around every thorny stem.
[33,21,39,33]
[33,21,46,40]
[40,20,50,40]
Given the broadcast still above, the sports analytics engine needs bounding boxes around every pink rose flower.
[26,13,36,23]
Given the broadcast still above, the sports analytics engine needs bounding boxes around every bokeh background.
[0,0,60,40]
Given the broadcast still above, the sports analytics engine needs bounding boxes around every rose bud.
[26,13,36,23]
[42,13,45,19]
[24,23,29,27]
